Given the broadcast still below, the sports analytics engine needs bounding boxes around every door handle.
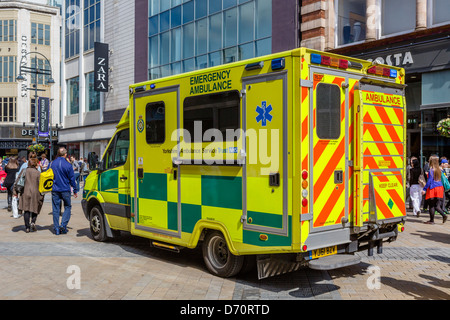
[120,175,128,181]
[334,170,344,184]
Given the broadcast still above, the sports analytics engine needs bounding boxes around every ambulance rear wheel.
[90,205,107,242]
[202,231,244,278]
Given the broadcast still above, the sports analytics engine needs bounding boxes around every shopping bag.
[11,196,19,219]
[39,168,54,194]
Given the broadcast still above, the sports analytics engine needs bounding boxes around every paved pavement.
[0,191,448,301]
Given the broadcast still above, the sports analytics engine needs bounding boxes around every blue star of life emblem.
[256,101,273,127]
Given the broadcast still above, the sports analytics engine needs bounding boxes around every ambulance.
[82,47,407,279]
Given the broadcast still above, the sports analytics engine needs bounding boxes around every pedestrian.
[3,156,20,212]
[14,158,41,233]
[40,153,49,172]
[422,155,447,224]
[70,155,80,192]
[440,158,450,211]
[409,157,423,217]
[50,147,78,235]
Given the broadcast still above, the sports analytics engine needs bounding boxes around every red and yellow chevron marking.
[371,173,406,220]
[359,90,406,221]
[312,74,347,228]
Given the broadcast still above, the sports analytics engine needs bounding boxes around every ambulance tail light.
[368,66,377,74]
[302,198,308,207]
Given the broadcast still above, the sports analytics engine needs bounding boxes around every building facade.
[61,0,301,159]
[0,0,61,158]
[59,0,135,159]
[301,0,450,162]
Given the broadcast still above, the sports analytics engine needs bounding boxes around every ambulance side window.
[183,90,240,142]
[316,83,341,140]
[104,129,130,169]
[146,102,165,144]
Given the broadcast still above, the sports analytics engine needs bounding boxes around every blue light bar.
[271,58,285,70]
[390,70,398,78]
[311,54,322,64]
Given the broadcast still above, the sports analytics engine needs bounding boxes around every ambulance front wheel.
[202,231,244,278]
[89,205,107,242]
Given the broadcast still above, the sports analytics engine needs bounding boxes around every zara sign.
[94,42,109,92]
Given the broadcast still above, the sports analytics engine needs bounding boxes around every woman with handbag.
[409,158,424,217]
[14,158,41,233]
[4,157,20,212]
[422,155,447,224]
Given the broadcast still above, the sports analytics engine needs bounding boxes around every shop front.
[333,34,450,164]
[0,126,59,159]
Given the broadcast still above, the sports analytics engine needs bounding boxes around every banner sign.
[38,97,50,137]
[94,42,109,92]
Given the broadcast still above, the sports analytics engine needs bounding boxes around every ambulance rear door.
[354,79,407,229]
[309,68,350,237]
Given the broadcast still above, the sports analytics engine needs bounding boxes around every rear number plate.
[310,246,337,259]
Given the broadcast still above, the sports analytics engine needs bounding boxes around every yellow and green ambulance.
[82,47,407,279]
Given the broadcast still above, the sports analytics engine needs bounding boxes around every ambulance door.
[99,129,131,227]
[132,86,180,237]
[242,71,289,236]
[354,81,406,228]
[310,71,349,232]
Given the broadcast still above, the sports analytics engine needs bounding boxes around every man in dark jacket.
[50,147,78,235]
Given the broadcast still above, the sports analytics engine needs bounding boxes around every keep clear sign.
[94,42,109,92]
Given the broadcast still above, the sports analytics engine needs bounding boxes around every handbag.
[442,172,450,192]
[418,169,426,188]
[14,169,26,195]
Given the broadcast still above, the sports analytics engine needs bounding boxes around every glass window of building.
[422,70,450,107]
[31,23,51,45]
[86,72,100,111]
[67,76,80,115]
[336,0,366,46]
[0,97,16,122]
[65,0,81,58]
[0,20,17,42]
[0,56,17,83]
[148,0,272,80]
[30,58,50,85]
[430,0,450,26]
[84,0,101,51]
[381,0,415,36]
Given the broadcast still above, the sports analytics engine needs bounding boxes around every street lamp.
[16,51,55,154]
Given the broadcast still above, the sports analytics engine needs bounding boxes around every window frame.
[104,129,130,170]
[183,90,241,142]
[315,83,342,140]
[146,101,166,144]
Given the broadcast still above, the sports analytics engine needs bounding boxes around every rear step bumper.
[308,254,361,271]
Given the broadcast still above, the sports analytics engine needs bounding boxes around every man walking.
[50,147,78,235]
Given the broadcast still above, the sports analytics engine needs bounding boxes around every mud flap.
[256,255,304,280]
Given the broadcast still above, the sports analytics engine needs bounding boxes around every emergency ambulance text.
[189,70,232,95]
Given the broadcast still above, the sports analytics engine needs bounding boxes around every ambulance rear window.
[316,83,341,140]
[183,90,240,142]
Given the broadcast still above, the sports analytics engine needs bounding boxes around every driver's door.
[99,129,131,228]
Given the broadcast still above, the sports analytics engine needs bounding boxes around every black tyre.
[202,231,244,278]
[89,205,107,242]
